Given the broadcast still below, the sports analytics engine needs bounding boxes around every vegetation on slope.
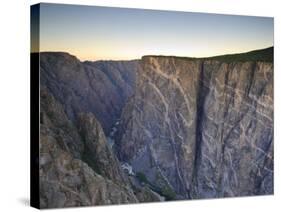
[205,46,273,63]
[142,46,273,63]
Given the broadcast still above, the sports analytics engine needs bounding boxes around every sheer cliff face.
[116,56,273,198]
[39,48,273,208]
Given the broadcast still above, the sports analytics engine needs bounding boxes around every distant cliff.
[40,52,139,135]
[39,47,273,208]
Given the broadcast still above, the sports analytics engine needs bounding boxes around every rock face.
[39,47,273,208]
[77,113,128,185]
[40,52,138,134]
[39,58,161,208]
[39,87,140,208]
[116,55,273,199]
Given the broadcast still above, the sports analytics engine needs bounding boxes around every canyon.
[39,47,273,208]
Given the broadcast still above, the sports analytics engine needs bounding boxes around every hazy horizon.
[34,3,274,61]
[37,45,273,62]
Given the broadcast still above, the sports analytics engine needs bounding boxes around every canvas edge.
[30,3,40,209]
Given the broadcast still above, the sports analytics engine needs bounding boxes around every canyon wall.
[40,52,138,134]
[39,47,273,207]
[116,55,273,199]
[39,53,160,208]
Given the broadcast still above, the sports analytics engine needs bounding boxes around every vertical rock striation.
[116,54,273,199]
[192,61,273,198]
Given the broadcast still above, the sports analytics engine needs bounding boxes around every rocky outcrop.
[39,87,139,208]
[116,54,273,199]
[40,52,138,134]
[77,113,129,185]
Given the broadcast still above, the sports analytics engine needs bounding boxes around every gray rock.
[40,52,138,135]
[40,87,139,208]
[116,56,273,199]
[39,48,273,207]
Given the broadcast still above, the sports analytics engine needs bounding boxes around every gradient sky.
[38,3,273,61]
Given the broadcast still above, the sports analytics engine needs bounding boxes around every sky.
[36,3,274,61]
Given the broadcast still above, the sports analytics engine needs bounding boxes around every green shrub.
[82,147,101,175]
[136,172,149,184]
[161,186,176,201]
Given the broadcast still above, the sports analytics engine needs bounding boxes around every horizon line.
[33,46,273,62]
